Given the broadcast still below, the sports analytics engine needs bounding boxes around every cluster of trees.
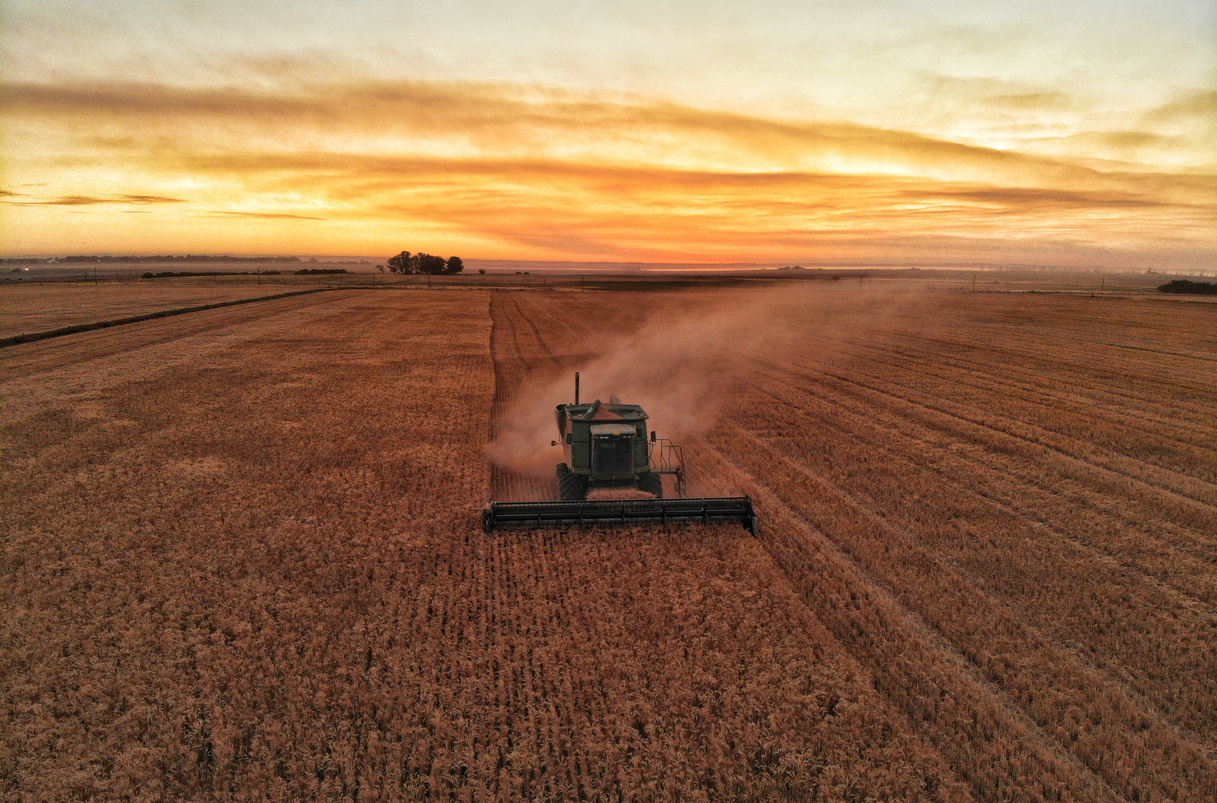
[383,251,463,275]
[1158,279,1216,295]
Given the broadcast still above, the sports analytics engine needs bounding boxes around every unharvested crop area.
[2,282,1214,801]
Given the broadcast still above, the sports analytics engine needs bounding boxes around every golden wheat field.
[1,281,1214,802]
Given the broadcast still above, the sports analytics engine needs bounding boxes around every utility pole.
[972,274,976,292]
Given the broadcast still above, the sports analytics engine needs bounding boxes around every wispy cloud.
[120,194,186,204]
[919,73,1078,110]
[205,210,325,220]
[1144,90,1217,124]
[3,192,187,206]
[32,195,111,206]
[982,91,1075,112]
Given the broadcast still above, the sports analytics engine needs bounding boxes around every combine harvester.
[483,373,758,535]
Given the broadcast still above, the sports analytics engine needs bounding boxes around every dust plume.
[487,282,930,477]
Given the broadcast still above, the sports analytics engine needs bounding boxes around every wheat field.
[2,282,1214,801]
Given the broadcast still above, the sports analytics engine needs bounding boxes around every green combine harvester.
[483,373,758,535]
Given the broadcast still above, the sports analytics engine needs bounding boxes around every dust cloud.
[487,282,929,477]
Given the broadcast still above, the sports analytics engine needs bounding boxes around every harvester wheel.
[557,463,585,501]
[639,472,664,499]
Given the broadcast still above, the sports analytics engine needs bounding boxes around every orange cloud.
[1,77,1213,267]
[0,78,1120,181]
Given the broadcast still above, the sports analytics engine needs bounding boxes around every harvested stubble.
[0,281,302,339]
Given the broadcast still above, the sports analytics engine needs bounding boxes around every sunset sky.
[2,0,1214,268]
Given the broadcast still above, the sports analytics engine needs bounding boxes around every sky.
[1,0,1214,268]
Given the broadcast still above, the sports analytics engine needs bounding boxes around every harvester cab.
[483,373,757,535]
[552,372,686,501]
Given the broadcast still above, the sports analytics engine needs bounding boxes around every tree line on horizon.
[1158,279,1216,295]
[381,251,463,276]
[0,255,306,265]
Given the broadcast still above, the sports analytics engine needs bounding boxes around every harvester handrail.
[650,438,687,497]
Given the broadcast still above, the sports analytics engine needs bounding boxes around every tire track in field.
[760,337,1217,531]
[895,328,1217,404]
[905,329,1214,396]
[907,296,1216,371]
[487,291,660,501]
[1110,340,1217,363]
[851,339,1217,472]
[764,330,1217,508]
[709,418,1215,803]
[854,338,1217,455]
[718,395,1217,742]
[689,435,1124,803]
[749,357,1217,564]
[488,292,563,502]
[767,361,1217,599]
[811,363,1217,513]
[732,362,1217,743]
[751,374,1217,606]
[727,355,1217,742]
[511,294,561,363]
